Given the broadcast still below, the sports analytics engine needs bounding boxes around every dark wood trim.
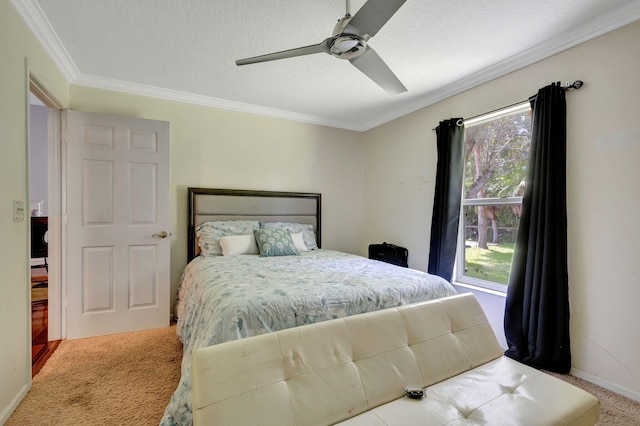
[32,340,60,377]
[31,297,61,377]
[187,188,322,262]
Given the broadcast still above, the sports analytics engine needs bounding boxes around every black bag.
[368,242,408,268]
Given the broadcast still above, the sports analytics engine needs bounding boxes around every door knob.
[153,231,169,238]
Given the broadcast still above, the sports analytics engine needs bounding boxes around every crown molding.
[10,0,79,81]
[12,0,640,132]
[360,1,640,131]
[71,73,362,131]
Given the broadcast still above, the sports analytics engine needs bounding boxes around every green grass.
[464,242,515,285]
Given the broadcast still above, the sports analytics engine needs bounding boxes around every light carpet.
[7,325,181,426]
[7,324,639,425]
[547,371,640,425]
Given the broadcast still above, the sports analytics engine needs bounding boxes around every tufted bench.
[191,293,600,425]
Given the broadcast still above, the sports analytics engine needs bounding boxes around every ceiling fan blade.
[236,38,333,66]
[349,47,407,94]
[343,0,407,38]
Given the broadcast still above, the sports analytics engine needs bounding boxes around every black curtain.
[504,83,571,373]
[428,118,464,282]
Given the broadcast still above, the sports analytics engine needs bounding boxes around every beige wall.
[0,0,69,422]
[3,0,638,419]
[363,21,640,399]
[3,0,364,418]
[69,86,365,310]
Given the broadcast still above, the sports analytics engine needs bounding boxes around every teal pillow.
[254,228,299,257]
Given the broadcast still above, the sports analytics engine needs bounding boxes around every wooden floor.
[31,270,60,377]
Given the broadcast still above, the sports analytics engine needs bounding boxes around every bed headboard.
[188,188,321,261]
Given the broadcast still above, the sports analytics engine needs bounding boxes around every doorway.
[29,99,50,372]
[27,75,171,350]
[28,75,62,374]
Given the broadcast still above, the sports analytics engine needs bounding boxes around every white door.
[64,110,170,339]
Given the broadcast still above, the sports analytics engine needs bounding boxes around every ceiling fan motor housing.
[330,35,367,59]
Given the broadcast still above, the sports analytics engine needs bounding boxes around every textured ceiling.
[13,0,640,130]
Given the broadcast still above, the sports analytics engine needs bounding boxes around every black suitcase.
[368,242,408,268]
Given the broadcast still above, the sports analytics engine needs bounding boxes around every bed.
[160,188,457,426]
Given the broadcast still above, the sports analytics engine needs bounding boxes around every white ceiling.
[13,0,640,131]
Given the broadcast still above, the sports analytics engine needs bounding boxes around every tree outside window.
[455,104,531,291]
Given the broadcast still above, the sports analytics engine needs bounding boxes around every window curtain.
[504,83,571,373]
[428,118,464,282]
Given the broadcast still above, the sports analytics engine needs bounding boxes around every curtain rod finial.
[564,80,583,90]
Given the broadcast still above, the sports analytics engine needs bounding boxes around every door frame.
[29,73,64,340]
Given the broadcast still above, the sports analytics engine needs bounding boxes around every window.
[454,103,532,292]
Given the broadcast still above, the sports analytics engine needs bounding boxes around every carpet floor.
[7,325,639,425]
[7,325,182,426]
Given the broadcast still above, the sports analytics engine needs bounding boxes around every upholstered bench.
[191,293,600,425]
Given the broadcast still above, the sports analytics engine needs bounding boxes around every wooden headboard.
[187,188,322,261]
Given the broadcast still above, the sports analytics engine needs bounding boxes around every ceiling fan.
[236,0,407,95]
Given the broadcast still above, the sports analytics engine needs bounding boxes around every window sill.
[452,281,507,298]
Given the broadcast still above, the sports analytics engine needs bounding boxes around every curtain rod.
[433,80,584,130]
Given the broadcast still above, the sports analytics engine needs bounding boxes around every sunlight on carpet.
[7,325,181,426]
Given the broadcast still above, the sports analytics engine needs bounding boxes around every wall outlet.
[13,200,25,222]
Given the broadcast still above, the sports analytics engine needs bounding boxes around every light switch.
[14,200,25,222]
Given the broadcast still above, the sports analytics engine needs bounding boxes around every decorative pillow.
[219,234,259,256]
[196,220,259,256]
[254,228,300,257]
[259,222,318,250]
[290,232,308,252]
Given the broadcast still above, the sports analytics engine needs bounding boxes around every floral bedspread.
[160,249,456,425]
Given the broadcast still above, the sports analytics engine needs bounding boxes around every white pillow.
[196,220,260,256]
[290,232,308,252]
[219,234,259,256]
